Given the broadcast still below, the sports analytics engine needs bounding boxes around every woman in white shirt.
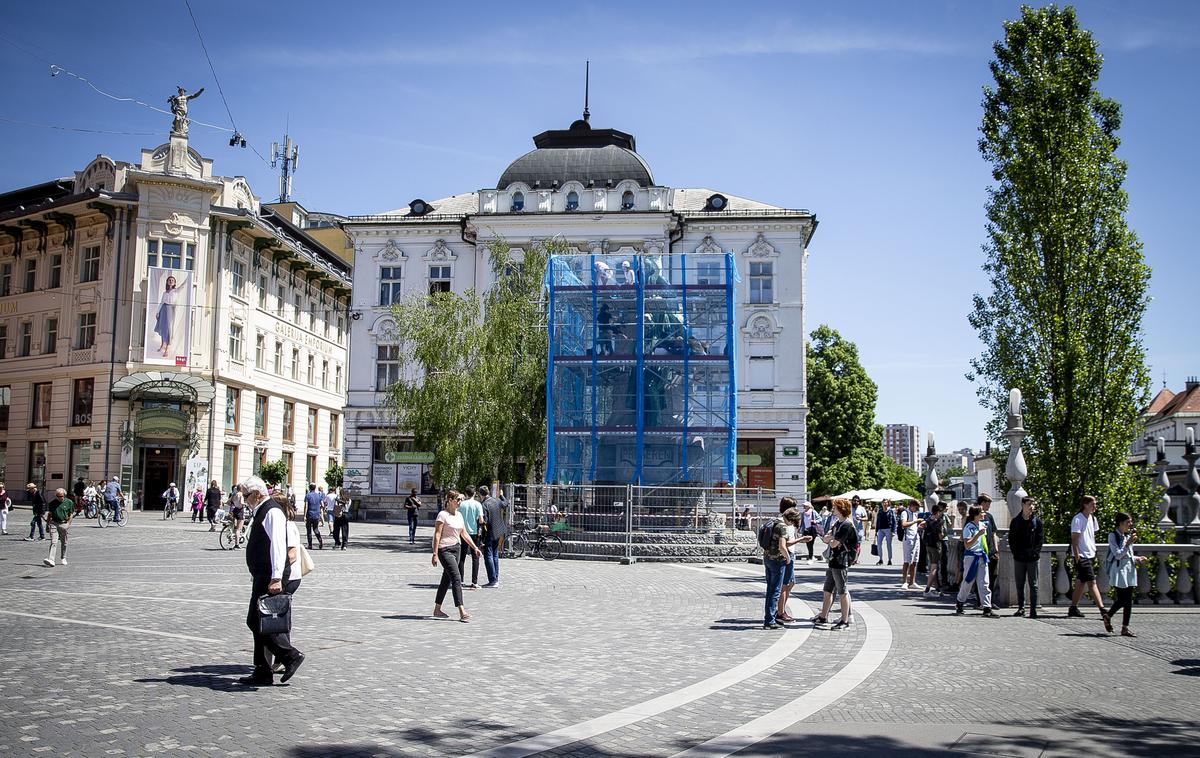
[432,490,482,622]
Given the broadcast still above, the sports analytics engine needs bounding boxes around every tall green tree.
[806,325,890,496]
[385,237,562,488]
[968,5,1155,541]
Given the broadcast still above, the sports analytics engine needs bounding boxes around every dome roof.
[497,120,653,190]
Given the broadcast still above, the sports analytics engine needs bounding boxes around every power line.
[0,115,158,136]
[184,0,238,132]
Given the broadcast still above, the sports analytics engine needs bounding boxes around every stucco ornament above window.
[744,233,779,258]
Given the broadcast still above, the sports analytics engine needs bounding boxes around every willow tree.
[385,237,564,488]
[968,5,1154,541]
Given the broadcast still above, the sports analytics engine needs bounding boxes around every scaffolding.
[545,252,737,486]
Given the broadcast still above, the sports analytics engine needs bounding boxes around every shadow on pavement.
[135,662,255,691]
[1170,658,1200,676]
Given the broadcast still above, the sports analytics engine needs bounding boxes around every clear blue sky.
[2,1,1196,453]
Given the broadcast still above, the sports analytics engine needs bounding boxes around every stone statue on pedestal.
[168,86,205,136]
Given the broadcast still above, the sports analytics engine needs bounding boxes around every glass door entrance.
[137,446,179,511]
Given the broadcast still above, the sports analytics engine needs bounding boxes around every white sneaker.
[60,559,68,566]
[908,583,918,590]
[899,583,908,589]
[43,558,55,567]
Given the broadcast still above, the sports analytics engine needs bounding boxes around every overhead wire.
[0,116,158,137]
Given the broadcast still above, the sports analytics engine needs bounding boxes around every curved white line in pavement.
[671,583,893,757]
[465,565,812,758]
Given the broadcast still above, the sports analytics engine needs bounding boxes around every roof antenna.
[583,60,590,123]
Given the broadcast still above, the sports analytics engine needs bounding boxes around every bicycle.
[97,498,128,528]
[218,508,253,550]
[162,499,179,520]
[506,519,564,561]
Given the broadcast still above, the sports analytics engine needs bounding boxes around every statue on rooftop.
[168,86,205,136]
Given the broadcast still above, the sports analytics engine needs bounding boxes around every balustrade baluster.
[1038,550,1053,609]
[1155,552,1172,604]
[1097,554,1111,595]
[1054,549,1070,604]
[1136,559,1152,604]
[1177,549,1194,606]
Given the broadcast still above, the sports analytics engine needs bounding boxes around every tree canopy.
[968,5,1155,541]
[384,238,561,488]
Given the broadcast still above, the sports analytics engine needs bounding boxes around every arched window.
[511,192,524,212]
[566,190,579,211]
[620,190,635,211]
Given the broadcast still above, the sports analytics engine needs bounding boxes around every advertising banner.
[144,267,193,366]
[396,464,422,493]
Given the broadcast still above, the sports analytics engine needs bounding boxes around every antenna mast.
[270,134,299,202]
[583,61,590,123]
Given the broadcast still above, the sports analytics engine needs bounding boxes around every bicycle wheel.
[219,525,236,550]
[540,534,563,561]
[97,508,109,528]
[509,533,529,559]
[116,508,128,527]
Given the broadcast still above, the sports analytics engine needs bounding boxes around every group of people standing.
[760,491,1150,638]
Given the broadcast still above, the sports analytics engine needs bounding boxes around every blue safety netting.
[545,252,737,486]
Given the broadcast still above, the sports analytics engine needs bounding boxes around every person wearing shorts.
[773,501,808,625]
[899,500,922,589]
[1068,495,1110,629]
[814,498,857,630]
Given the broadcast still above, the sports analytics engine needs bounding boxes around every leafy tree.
[806,325,890,496]
[324,463,344,491]
[385,237,563,488]
[943,465,969,479]
[968,5,1156,542]
[882,458,922,499]
[258,459,289,488]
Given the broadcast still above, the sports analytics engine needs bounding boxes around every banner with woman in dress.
[144,267,193,366]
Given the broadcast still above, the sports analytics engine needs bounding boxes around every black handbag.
[257,593,292,635]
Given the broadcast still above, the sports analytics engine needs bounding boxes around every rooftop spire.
[583,61,590,124]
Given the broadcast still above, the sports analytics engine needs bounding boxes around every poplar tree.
[968,5,1155,540]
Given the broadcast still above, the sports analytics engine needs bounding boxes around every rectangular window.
[0,324,6,357]
[294,294,303,325]
[376,345,400,391]
[255,334,265,369]
[329,413,339,449]
[32,382,52,427]
[231,260,246,297]
[336,315,344,344]
[28,441,47,490]
[308,304,316,332]
[147,240,157,267]
[24,258,36,292]
[323,313,330,338]
[748,356,775,390]
[81,246,100,282]
[71,378,94,425]
[276,285,285,316]
[255,395,268,437]
[696,261,722,285]
[44,318,57,354]
[18,322,32,356]
[0,385,10,430]
[225,387,240,431]
[291,348,300,381]
[254,448,267,475]
[749,262,773,304]
[379,266,403,306]
[429,265,451,294]
[1,263,12,295]
[282,451,294,489]
[307,355,314,384]
[229,323,243,361]
[308,408,319,445]
[283,401,295,442]
[153,240,194,270]
[335,365,342,394]
[70,439,91,483]
[49,255,62,288]
[306,454,317,485]
[76,313,97,349]
[222,444,238,492]
[258,275,267,309]
[274,341,283,374]
[321,360,328,390]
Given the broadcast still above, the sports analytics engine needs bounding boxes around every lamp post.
[1155,437,1174,528]
[1004,388,1028,524]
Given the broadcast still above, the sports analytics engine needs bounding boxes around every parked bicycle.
[97,497,128,528]
[506,519,564,560]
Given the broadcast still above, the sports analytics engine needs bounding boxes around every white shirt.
[901,508,921,539]
[853,505,867,536]
[1071,511,1098,559]
[263,507,287,580]
[785,524,797,557]
[325,492,339,510]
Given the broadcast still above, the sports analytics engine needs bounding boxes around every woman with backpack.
[760,506,803,629]
[190,488,204,523]
[1104,512,1146,637]
[922,502,951,596]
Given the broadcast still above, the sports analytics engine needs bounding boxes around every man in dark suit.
[479,485,508,588]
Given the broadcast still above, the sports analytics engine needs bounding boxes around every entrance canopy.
[111,371,214,405]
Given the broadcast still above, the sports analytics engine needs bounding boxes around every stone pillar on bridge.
[995,388,1028,609]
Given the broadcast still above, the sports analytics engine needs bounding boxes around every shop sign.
[383,451,434,464]
[782,446,800,457]
[736,454,762,467]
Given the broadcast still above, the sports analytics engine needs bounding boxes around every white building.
[0,126,350,508]
[884,423,921,472]
[933,452,969,476]
[343,115,816,509]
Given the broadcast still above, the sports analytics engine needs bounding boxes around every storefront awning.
[111,371,214,405]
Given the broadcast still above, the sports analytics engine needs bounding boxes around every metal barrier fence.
[503,483,786,562]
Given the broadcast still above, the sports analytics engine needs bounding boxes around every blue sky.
[2,1,1196,454]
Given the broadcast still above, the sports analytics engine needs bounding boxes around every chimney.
[985,441,992,456]
[1187,376,1199,391]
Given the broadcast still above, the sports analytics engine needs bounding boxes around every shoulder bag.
[257,593,292,635]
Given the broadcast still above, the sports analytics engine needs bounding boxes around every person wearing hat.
[162,482,180,516]
[23,483,46,540]
[103,475,124,522]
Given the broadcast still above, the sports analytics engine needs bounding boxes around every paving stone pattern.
[0,513,1197,758]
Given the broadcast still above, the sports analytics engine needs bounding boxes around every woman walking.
[1104,512,1146,637]
[205,480,222,531]
[432,490,482,622]
[955,505,999,618]
[190,488,204,523]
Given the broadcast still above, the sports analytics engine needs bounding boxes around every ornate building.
[343,115,816,506]
[0,120,350,507]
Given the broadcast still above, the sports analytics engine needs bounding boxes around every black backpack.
[757,518,781,551]
[923,516,943,545]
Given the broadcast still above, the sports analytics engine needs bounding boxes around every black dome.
[497,121,654,190]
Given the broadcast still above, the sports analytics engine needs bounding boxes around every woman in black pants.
[431,490,481,623]
[1105,512,1146,638]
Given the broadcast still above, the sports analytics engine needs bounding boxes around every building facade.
[343,116,816,507]
[883,423,921,472]
[0,127,350,508]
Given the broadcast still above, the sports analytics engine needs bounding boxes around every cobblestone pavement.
[0,512,1197,758]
